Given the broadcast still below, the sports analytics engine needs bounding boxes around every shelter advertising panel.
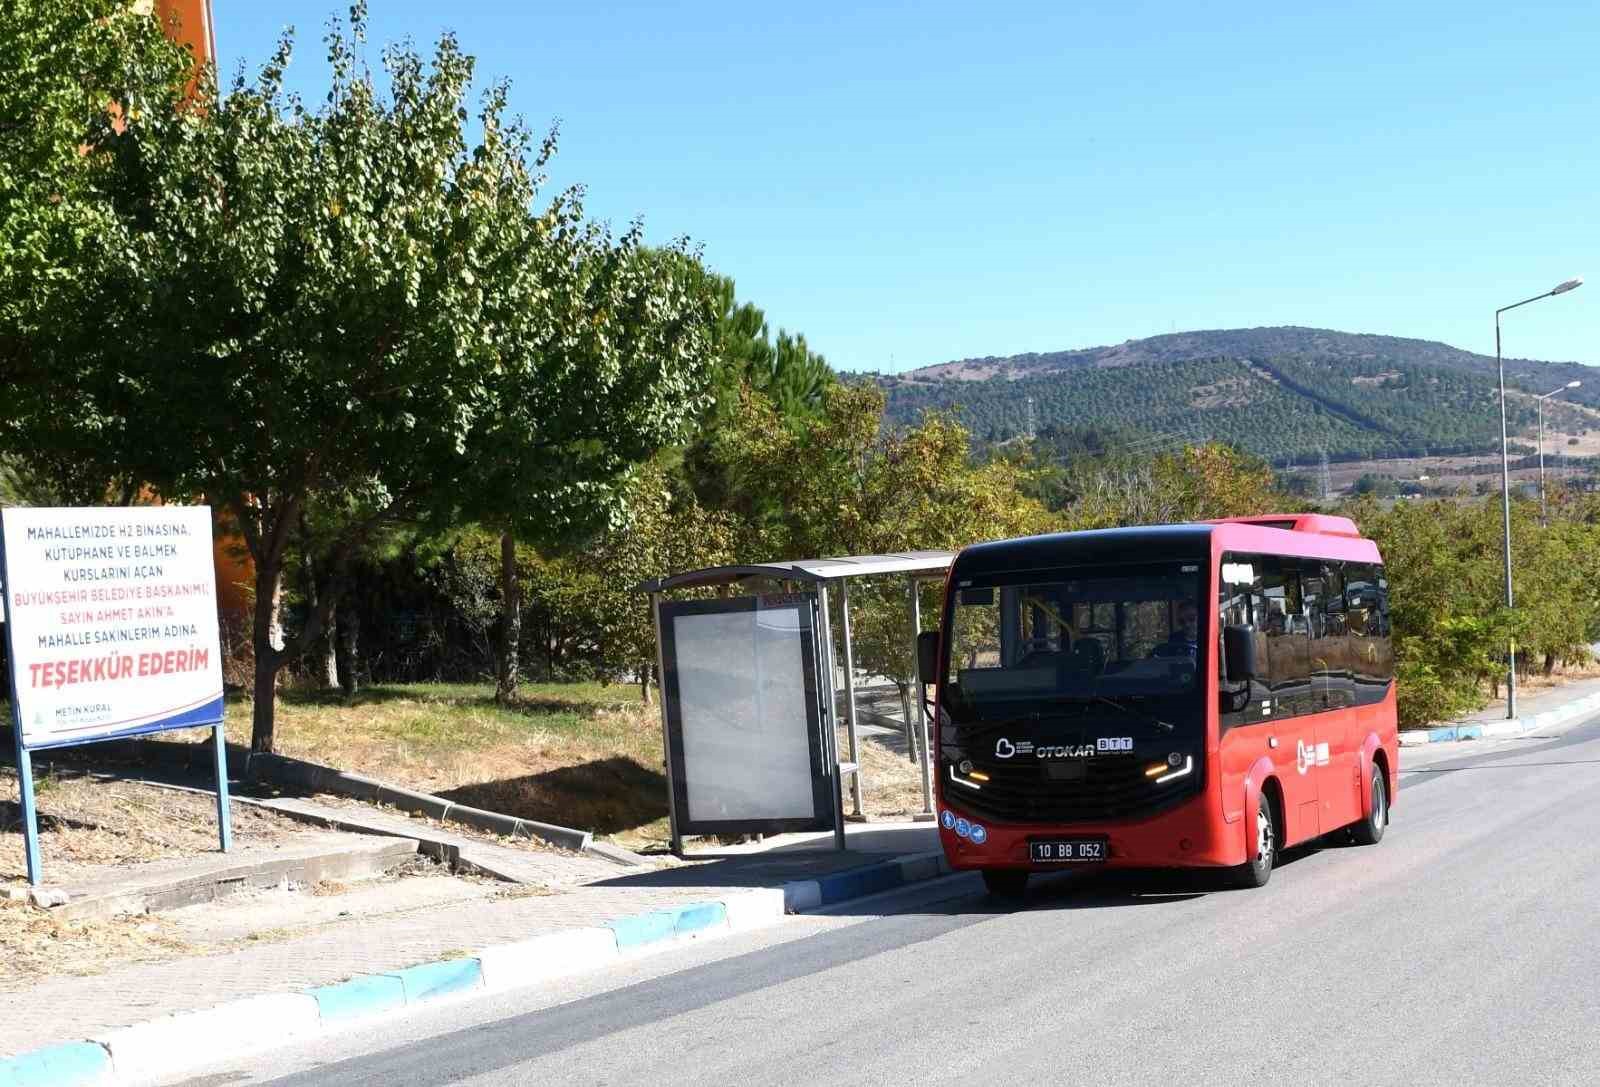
[660,594,834,836]
[1,506,224,750]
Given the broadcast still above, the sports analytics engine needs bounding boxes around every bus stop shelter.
[639,551,954,854]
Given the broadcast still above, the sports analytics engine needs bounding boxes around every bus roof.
[952,515,1380,579]
[1205,513,1361,537]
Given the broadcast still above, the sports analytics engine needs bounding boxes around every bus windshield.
[944,563,1205,722]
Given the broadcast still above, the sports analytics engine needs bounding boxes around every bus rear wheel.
[1350,768,1388,846]
[981,869,1029,900]
[1232,794,1275,889]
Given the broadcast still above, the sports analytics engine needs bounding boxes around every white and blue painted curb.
[0,1040,110,1087]
[0,850,953,1086]
[1399,688,1600,746]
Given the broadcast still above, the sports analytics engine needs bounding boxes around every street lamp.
[1537,379,1582,523]
[1495,276,1583,718]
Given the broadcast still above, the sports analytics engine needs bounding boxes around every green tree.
[706,384,1053,711]
[1061,443,1281,529]
[450,238,716,704]
[573,462,739,702]
[677,270,834,513]
[4,9,712,750]
[0,0,189,501]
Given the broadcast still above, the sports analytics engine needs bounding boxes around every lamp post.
[1495,276,1583,718]
[1537,380,1582,524]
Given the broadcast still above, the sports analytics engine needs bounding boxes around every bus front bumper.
[936,793,1241,871]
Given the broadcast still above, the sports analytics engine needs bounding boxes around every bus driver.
[1152,600,1199,661]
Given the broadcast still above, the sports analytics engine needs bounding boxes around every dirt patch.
[838,718,932,822]
[2,767,303,887]
[0,895,195,986]
[226,683,674,850]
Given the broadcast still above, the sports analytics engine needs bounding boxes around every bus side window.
[1347,562,1394,701]
[1261,558,1310,717]
[1218,553,1267,729]
[1317,561,1354,708]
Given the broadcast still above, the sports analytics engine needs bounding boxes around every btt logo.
[1296,739,1330,775]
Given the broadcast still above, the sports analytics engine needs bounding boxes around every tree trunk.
[339,607,361,698]
[640,663,652,706]
[1543,652,1556,677]
[897,681,916,763]
[320,601,340,689]
[301,548,340,689]
[496,531,520,704]
[250,560,285,754]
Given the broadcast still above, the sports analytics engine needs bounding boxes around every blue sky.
[214,1,1600,374]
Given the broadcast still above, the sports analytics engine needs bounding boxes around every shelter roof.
[637,550,955,594]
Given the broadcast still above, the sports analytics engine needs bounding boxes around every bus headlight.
[1149,756,1194,784]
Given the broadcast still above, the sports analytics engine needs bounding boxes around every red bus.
[920,514,1397,896]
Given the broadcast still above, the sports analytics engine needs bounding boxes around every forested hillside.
[878,327,1597,462]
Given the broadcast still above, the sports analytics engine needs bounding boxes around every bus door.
[1260,557,1320,842]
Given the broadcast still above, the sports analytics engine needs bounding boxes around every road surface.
[173,717,1600,1087]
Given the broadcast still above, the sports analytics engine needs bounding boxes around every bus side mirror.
[1224,625,1256,680]
[917,631,940,686]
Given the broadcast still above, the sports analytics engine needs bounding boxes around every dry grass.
[0,771,317,987]
[226,682,677,850]
[1,768,302,887]
[241,681,931,847]
[838,717,933,822]
[0,896,195,986]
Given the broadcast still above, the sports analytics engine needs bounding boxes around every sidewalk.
[1400,673,1600,746]
[0,821,942,1075]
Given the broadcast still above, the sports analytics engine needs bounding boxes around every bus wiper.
[1068,694,1175,733]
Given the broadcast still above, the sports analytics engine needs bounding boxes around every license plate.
[1029,837,1108,863]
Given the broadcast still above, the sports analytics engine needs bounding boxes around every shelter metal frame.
[640,551,954,853]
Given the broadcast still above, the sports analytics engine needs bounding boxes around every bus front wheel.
[1232,794,1276,889]
[981,869,1029,900]
[1350,768,1388,846]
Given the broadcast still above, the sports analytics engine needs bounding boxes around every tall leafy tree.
[453,241,719,703]
[677,271,834,513]
[4,6,714,750]
[1,0,190,500]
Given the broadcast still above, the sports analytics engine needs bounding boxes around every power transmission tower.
[1319,450,1332,500]
[1024,396,1036,442]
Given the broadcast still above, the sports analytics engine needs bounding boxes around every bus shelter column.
[839,579,865,818]
[817,585,848,851]
[909,576,933,815]
[650,591,684,856]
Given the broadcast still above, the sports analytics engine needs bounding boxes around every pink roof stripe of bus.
[1206,513,1382,563]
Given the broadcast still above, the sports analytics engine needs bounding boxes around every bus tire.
[1350,767,1388,846]
[1232,793,1276,889]
[981,869,1029,900]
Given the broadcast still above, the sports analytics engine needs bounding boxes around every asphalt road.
[174,718,1600,1087]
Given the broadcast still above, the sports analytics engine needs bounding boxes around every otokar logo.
[1036,744,1096,759]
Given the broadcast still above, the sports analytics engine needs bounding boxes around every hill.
[876,327,1600,464]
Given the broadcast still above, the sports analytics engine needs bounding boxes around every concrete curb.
[245,753,597,855]
[1399,689,1600,746]
[0,849,954,1085]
